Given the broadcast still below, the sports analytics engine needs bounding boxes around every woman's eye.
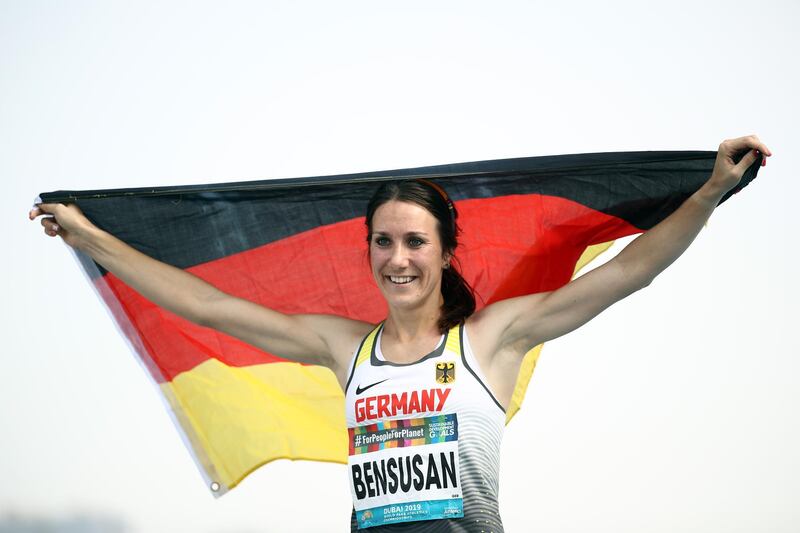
[408,238,424,248]
[375,237,390,246]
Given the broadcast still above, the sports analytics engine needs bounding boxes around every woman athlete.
[31,135,770,532]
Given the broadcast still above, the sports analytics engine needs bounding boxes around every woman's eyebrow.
[372,230,430,237]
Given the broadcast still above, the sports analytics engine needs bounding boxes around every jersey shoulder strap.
[344,322,382,394]
[355,323,382,368]
[444,323,462,356]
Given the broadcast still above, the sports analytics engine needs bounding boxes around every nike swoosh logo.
[355,379,389,395]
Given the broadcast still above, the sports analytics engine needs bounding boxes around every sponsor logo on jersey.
[435,362,455,384]
[355,388,451,423]
[356,378,389,395]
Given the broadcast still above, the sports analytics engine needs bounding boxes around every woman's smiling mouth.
[386,275,416,285]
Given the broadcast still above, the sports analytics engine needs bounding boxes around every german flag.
[38,150,760,496]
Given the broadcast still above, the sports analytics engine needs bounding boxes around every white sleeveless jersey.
[344,323,506,532]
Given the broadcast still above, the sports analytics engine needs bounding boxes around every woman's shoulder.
[302,315,378,387]
[467,293,548,335]
[465,292,552,362]
[307,314,376,346]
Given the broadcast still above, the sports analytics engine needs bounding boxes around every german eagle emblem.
[436,362,456,384]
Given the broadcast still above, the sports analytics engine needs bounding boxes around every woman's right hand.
[29,202,98,250]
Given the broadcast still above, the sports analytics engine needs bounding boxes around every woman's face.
[369,200,449,311]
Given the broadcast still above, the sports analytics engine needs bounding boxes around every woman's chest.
[346,358,489,427]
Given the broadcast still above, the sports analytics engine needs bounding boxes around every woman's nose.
[388,244,409,267]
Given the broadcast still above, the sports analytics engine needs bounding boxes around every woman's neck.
[383,294,443,344]
[380,307,443,364]
[383,312,440,344]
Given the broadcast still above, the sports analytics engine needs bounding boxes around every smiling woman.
[366,180,476,338]
[351,181,507,530]
[30,135,770,532]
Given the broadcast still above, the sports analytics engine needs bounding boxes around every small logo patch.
[355,379,389,395]
[436,362,456,384]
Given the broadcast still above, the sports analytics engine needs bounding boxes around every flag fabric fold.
[39,150,760,495]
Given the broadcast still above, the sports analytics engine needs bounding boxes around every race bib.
[348,413,463,529]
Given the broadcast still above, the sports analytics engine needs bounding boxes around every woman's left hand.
[706,134,772,197]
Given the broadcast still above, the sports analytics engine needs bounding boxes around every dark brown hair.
[365,179,476,333]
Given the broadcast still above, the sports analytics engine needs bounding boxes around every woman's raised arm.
[30,202,370,384]
[471,135,771,394]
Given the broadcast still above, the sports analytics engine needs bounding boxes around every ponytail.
[438,262,476,334]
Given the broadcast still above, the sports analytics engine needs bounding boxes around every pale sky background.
[3,1,799,532]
